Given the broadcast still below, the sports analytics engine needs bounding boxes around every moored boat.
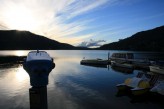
[110,52,152,70]
[111,60,133,69]
[110,52,134,61]
[149,61,164,75]
[149,65,164,75]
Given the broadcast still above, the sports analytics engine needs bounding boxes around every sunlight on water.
[15,67,29,82]
[0,67,30,93]
[15,51,27,56]
[0,50,163,109]
[0,66,30,109]
[0,50,29,56]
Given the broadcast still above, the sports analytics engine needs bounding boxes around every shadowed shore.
[0,56,26,68]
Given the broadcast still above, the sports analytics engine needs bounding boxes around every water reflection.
[15,67,29,82]
[116,90,164,105]
[0,66,30,109]
[80,63,108,68]
[0,50,29,56]
[15,50,27,56]
[0,50,163,109]
[111,66,134,74]
[0,67,30,94]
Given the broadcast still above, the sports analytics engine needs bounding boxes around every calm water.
[0,50,163,109]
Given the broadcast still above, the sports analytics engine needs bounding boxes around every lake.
[0,50,163,109]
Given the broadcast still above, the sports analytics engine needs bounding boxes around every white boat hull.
[149,66,164,75]
[111,61,133,69]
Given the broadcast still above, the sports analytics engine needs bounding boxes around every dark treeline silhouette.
[98,26,164,52]
[0,30,89,50]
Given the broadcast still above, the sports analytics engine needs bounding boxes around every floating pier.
[80,59,110,65]
[80,52,164,71]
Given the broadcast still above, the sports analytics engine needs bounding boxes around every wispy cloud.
[0,0,113,44]
[66,0,109,18]
[0,0,140,45]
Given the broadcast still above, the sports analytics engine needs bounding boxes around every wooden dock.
[80,58,151,70]
[80,59,110,65]
[80,52,163,71]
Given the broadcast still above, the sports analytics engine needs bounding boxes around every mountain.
[0,30,77,50]
[1,26,164,51]
[98,26,164,52]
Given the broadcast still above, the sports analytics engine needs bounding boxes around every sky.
[0,0,164,47]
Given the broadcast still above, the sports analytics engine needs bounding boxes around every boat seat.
[149,74,159,87]
[136,72,144,78]
[138,80,150,89]
[124,78,132,86]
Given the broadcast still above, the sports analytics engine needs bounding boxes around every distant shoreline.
[0,56,26,68]
[0,25,164,51]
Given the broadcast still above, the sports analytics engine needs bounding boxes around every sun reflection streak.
[15,67,29,82]
[15,50,26,56]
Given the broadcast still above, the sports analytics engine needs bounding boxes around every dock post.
[108,52,110,63]
[29,86,48,109]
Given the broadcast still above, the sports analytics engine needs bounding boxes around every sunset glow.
[3,6,37,31]
[15,51,26,56]
[15,67,29,82]
[0,0,164,47]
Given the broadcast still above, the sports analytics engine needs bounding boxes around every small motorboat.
[111,60,134,69]
[149,65,164,75]
[149,61,164,75]
[23,50,55,86]
[110,53,134,61]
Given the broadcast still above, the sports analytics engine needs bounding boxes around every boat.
[23,50,55,86]
[149,66,164,75]
[80,58,108,65]
[111,60,133,69]
[110,52,151,70]
[110,53,134,61]
[110,53,134,69]
[116,72,159,95]
[150,80,164,95]
[149,61,164,75]
[132,60,150,70]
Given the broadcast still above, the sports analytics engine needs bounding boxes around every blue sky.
[0,0,164,47]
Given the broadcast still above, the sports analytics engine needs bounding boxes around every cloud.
[78,39,106,48]
[66,0,109,18]
[0,0,123,45]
